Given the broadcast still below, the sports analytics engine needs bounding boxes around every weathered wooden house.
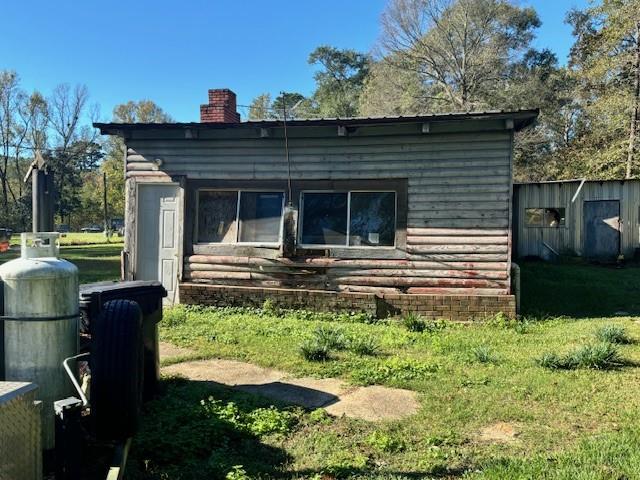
[514,179,640,260]
[95,89,537,320]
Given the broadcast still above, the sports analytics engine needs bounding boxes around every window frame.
[524,207,567,228]
[195,188,286,247]
[298,189,398,249]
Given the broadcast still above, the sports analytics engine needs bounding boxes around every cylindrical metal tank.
[0,232,78,450]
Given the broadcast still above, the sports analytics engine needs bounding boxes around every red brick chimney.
[200,89,241,123]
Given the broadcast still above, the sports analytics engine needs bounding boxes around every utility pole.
[103,172,109,238]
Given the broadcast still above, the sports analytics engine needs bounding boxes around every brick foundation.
[179,283,516,321]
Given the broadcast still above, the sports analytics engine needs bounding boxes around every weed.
[348,336,381,356]
[164,305,188,327]
[226,465,250,480]
[300,338,332,361]
[595,324,631,344]
[402,312,426,332]
[472,345,498,364]
[538,342,627,370]
[201,397,297,436]
[351,357,440,385]
[366,430,406,453]
[308,408,332,425]
[313,325,348,350]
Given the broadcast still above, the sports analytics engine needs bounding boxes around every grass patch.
[401,312,426,332]
[471,345,499,364]
[0,242,121,283]
[538,342,628,370]
[147,261,640,478]
[595,324,632,344]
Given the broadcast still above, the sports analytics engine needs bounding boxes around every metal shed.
[513,179,640,260]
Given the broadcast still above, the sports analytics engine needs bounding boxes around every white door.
[137,184,179,302]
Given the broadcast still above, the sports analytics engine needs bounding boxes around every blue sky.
[3,0,590,122]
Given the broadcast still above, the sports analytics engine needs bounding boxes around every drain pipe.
[511,263,521,314]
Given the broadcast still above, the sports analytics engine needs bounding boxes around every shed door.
[583,200,620,259]
[137,184,179,301]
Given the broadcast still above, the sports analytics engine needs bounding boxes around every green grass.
[9,232,123,246]
[0,241,122,283]
[519,259,640,317]
[149,271,640,480]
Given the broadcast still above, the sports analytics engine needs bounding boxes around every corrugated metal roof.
[94,108,539,134]
[515,178,640,185]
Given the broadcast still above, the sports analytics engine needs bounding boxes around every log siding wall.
[124,123,514,298]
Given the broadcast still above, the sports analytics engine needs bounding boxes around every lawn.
[130,260,640,480]
[0,234,122,283]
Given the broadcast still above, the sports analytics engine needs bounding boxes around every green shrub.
[595,324,631,344]
[262,298,277,314]
[348,336,381,356]
[538,342,626,370]
[300,338,332,361]
[472,345,498,364]
[402,312,426,332]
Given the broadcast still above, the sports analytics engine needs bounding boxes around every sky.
[2,0,590,123]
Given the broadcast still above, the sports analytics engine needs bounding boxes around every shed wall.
[124,124,514,296]
[514,181,640,258]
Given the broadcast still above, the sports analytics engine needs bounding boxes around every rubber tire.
[90,299,144,441]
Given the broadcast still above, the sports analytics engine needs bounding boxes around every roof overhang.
[94,109,539,137]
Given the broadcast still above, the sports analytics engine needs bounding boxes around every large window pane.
[238,192,284,243]
[197,191,238,243]
[301,192,348,245]
[544,208,565,227]
[349,192,396,246]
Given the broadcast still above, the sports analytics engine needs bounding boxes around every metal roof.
[515,178,640,185]
[94,109,539,134]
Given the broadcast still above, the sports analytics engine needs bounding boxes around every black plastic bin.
[79,281,167,401]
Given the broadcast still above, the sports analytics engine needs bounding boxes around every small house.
[95,89,537,320]
[513,179,640,260]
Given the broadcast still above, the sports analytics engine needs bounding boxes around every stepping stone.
[161,357,420,421]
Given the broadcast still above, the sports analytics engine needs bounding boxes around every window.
[525,208,566,228]
[197,190,284,244]
[300,191,396,247]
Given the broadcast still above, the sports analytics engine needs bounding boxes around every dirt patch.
[478,422,520,443]
[159,342,195,359]
[161,358,419,421]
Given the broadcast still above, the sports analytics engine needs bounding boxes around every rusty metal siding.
[126,126,513,295]
[514,180,640,258]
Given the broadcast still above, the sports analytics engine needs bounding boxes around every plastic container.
[79,281,167,401]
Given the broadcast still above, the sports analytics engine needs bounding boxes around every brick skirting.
[179,283,516,321]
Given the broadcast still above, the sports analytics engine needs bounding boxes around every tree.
[248,93,272,120]
[379,0,540,110]
[309,46,370,117]
[566,0,640,179]
[359,57,429,116]
[101,100,172,220]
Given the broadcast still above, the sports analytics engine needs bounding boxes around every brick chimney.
[200,88,241,123]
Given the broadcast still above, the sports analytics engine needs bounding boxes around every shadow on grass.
[128,377,465,480]
[127,377,293,480]
[519,259,640,318]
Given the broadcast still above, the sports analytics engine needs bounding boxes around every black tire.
[90,299,144,440]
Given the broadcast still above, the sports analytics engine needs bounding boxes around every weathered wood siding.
[514,180,640,258]
[125,122,513,295]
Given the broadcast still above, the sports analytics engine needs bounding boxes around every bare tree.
[380,0,540,110]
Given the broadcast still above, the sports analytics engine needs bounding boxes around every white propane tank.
[0,232,78,450]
